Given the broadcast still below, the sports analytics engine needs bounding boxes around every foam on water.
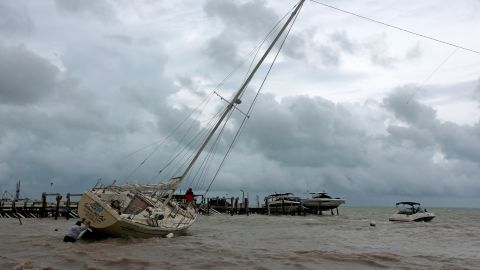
[1,207,479,270]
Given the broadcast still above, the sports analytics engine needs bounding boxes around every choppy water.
[1,207,480,270]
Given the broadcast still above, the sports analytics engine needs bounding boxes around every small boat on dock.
[265,193,303,214]
[302,192,345,212]
[389,202,435,222]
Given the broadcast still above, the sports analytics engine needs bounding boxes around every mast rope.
[309,0,480,55]
[204,0,305,196]
[406,48,459,104]
[123,92,214,182]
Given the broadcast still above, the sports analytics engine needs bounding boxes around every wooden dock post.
[66,193,71,220]
[54,194,62,220]
[265,197,270,215]
[234,197,239,215]
[40,192,47,217]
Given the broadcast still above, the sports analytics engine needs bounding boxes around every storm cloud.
[0,0,479,207]
[0,44,59,105]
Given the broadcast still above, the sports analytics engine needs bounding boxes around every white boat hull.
[302,198,345,210]
[78,191,196,238]
[389,212,435,222]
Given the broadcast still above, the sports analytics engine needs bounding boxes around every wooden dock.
[202,197,341,216]
[0,192,82,220]
[1,193,341,220]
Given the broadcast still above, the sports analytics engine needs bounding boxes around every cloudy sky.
[1,0,479,207]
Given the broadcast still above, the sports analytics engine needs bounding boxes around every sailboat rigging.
[78,0,306,238]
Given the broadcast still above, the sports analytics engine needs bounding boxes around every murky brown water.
[1,207,480,269]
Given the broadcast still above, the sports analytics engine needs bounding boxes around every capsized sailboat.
[78,0,307,238]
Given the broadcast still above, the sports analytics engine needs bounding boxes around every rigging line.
[309,0,480,55]
[185,108,232,185]
[149,19,292,182]
[191,108,236,190]
[125,94,215,182]
[240,5,292,86]
[406,48,459,104]
[205,2,303,196]
[153,116,216,182]
[123,92,214,159]
[170,116,222,178]
[211,5,296,98]
[185,10,294,166]
[184,127,219,188]
[188,103,238,191]
[152,97,222,180]
[188,129,220,190]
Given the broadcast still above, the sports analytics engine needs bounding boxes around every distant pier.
[202,196,341,216]
[0,192,82,220]
[1,193,341,220]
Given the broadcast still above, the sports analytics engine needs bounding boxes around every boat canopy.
[268,193,294,197]
[396,202,421,206]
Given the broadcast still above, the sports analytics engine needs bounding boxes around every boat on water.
[265,193,303,214]
[302,192,345,212]
[78,0,307,238]
[389,202,435,222]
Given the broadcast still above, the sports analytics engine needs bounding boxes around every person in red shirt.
[185,187,195,206]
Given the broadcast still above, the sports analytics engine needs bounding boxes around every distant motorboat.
[265,193,303,214]
[302,192,345,211]
[389,202,435,222]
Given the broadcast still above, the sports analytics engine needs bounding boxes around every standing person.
[184,187,195,206]
[64,218,90,243]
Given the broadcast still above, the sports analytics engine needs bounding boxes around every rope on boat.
[309,0,480,55]
[204,0,305,196]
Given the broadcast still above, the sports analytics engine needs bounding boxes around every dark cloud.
[204,0,279,39]
[382,86,480,165]
[209,86,480,199]
[281,33,306,59]
[0,44,59,105]
[329,31,357,54]
[54,0,116,21]
[383,86,437,127]
[0,2,34,36]
[205,34,240,68]
[308,30,422,68]
[474,78,480,102]
[104,34,133,45]
[1,0,478,207]
[364,34,397,68]
[243,94,368,168]
[434,122,480,164]
[203,0,280,69]
[404,43,422,60]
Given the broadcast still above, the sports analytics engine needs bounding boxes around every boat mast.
[179,0,306,181]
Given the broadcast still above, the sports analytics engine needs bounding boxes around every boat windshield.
[311,193,332,199]
[396,204,425,214]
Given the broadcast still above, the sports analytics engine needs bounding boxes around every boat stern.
[78,191,119,229]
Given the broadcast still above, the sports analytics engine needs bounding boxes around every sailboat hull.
[78,191,195,238]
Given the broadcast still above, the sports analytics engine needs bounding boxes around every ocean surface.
[1,207,479,270]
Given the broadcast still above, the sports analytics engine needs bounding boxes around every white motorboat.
[265,193,303,214]
[389,202,435,222]
[302,192,345,211]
